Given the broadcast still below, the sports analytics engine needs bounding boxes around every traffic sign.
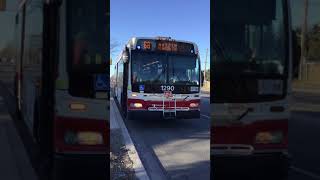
[95,74,108,91]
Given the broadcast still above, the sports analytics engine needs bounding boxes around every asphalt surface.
[122,95,211,180]
[0,82,38,180]
[288,91,320,180]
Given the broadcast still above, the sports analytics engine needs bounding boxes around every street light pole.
[204,48,208,83]
[300,0,309,80]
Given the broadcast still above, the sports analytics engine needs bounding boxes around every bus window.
[131,52,167,84]
[67,0,107,73]
[168,55,199,85]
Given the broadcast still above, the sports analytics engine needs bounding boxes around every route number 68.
[161,85,174,91]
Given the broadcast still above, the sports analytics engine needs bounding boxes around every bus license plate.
[94,74,108,91]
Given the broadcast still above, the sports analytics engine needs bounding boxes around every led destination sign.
[137,39,195,54]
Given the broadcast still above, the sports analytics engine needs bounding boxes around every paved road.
[0,84,37,180]
[122,96,210,180]
[288,91,320,180]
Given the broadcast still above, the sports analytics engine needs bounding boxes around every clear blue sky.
[110,0,210,76]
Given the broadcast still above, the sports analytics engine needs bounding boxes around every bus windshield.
[67,0,107,73]
[131,52,200,86]
[213,0,287,76]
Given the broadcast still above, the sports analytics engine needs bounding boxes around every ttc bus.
[211,0,291,178]
[14,0,109,178]
[114,37,201,120]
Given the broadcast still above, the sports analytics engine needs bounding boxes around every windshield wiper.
[236,108,251,121]
[214,39,231,62]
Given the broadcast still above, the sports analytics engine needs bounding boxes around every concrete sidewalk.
[110,98,150,180]
[292,80,320,94]
[292,88,320,94]
[0,96,37,180]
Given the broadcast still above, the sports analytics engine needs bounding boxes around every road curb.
[110,98,150,180]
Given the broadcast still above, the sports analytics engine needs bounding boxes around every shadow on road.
[122,109,210,179]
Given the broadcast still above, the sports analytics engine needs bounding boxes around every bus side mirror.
[201,71,204,87]
[291,30,300,78]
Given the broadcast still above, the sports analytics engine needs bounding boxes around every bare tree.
[110,39,120,57]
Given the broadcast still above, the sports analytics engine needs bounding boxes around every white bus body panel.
[211,97,291,126]
[55,90,108,121]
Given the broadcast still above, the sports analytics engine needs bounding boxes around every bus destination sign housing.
[136,39,195,55]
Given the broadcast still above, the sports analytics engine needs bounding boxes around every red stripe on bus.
[127,98,200,110]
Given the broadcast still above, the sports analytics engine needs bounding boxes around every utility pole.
[300,0,309,80]
[204,48,208,83]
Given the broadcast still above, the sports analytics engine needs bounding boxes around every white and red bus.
[14,0,109,178]
[211,0,291,178]
[114,37,201,120]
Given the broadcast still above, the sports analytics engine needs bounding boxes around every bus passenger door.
[38,2,59,154]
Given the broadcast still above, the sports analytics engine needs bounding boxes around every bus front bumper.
[211,151,290,176]
[53,153,108,178]
[127,110,200,119]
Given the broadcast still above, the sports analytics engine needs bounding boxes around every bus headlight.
[64,131,103,145]
[77,131,103,145]
[190,103,199,108]
[255,131,283,144]
[130,103,143,108]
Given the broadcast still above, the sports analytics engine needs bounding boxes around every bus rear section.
[211,0,291,178]
[14,0,109,178]
[52,0,109,177]
[114,37,201,120]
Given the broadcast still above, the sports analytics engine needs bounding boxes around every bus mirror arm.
[123,48,129,63]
